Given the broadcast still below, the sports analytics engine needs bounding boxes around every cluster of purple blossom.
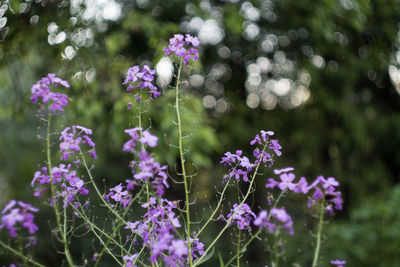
[224,203,294,235]
[225,203,256,230]
[254,207,294,235]
[125,197,204,266]
[104,183,131,209]
[30,73,70,113]
[31,163,89,208]
[122,127,169,196]
[221,130,282,183]
[59,125,97,161]
[123,65,160,104]
[163,34,200,67]
[0,200,38,239]
[266,167,343,215]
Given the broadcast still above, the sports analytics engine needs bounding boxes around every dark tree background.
[1,0,400,265]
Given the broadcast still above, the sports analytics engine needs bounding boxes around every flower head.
[0,200,39,239]
[59,125,96,161]
[31,73,70,114]
[123,65,159,103]
[163,34,200,68]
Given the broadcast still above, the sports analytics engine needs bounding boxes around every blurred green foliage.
[1,0,400,265]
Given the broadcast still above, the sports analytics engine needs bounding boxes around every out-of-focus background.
[1,0,400,266]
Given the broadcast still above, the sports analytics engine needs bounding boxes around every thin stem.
[80,151,126,223]
[311,200,325,267]
[46,113,74,267]
[194,144,268,266]
[174,57,193,266]
[94,187,145,266]
[225,229,262,267]
[0,240,46,267]
[195,177,231,238]
[236,230,241,267]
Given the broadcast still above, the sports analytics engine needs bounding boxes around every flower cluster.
[265,167,309,194]
[59,125,97,161]
[225,203,256,230]
[31,164,89,207]
[307,176,343,215]
[125,197,204,266]
[251,130,281,162]
[123,65,159,103]
[30,73,70,113]
[123,128,168,196]
[221,130,282,183]
[220,150,255,182]
[254,207,294,235]
[123,127,158,152]
[0,200,39,238]
[163,34,200,67]
[266,168,343,215]
[104,183,131,208]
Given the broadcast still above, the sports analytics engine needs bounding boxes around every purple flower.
[307,175,343,215]
[105,183,131,208]
[0,201,39,239]
[270,207,294,235]
[266,167,309,194]
[221,150,255,183]
[269,139,282,156]
[226,203,256,230]
[163,34,200,68]
[123,65,159,103]
[123,254,138,267]
[254,210,269,228]
[31,164,89,207]
[59,125,96,161]
[250,130,279,166]
[140,130,158,147]
[31,73,70,114]
[331,259,346,267]
[131,150,169,196]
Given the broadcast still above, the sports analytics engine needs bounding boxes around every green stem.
[46,113,74,267]
[195,176,231,239]
[0,240,46,267]
[194,144,268,266]
[174,58,193,266]
[311,201,325,267]
[236,230,241,267]
[80,151,126,224]
[94,187,145,266]
[225,229,262,267]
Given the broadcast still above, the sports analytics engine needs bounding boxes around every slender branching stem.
[194,144,268,266]
[0,240,46,267]
[195,177,231,239]
[311,200,325,267]
[46,113,74,267]
[174,58,193,266]
[225,229,262,267]
[94,186,145,266]
[80,151,126,223]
